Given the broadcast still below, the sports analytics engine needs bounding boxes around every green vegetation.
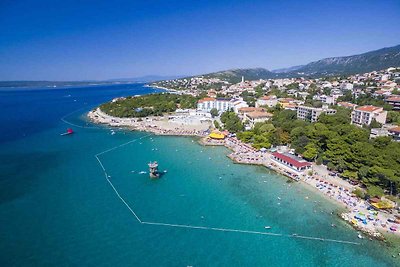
[240,91,256,107]
[387,111,400,125]
[220,111,244,133]
[99,93,197,117]
[210,108,219,118]
[236,106,400,197]
[213,120,221,130]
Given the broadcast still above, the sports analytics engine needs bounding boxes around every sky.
[0,0,399,81]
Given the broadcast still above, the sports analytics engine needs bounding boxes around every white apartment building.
[231,98,249,113]
[351,105,387,126]
[197,97,247,113]
[296,105,337,122]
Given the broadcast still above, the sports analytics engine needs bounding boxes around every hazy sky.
[0,0,399,80]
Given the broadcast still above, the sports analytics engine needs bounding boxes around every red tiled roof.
[260,95,276,100]
[246,111,273,119]
[278,98,295,103]
[387,96,400,102]
[338,102,357,108]
[389,126,400,133]
[272,152,311,168]
[355,105,382,112]
[238,107,265,113]
[198,97,215,103]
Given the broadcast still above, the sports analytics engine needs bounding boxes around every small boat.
[264,226,272,229]
[357,233,364,239]
[138,171,146,174]
[61,128,74,136]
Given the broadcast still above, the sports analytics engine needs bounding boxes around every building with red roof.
[351,105,387,126]
[271,152,312,172]
[256,95,278,108]
[385,95,400,111]
[337,102,358,110]
[388,126,400,141]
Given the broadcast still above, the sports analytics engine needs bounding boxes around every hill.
[290,44,400,76]
[201,68,278,83]
[169,44,400,83]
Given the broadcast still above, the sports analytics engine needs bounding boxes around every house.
[313,94,339,105]
[278,98,295,108]
[244,111,273,128]
[351,105,387,126]
[237,107,266,120]
[388,127,400,141]
[385,96,400,111]
[337,102,358,109]
[296,92,309,100]
[373,90,391,98]
[271,152,312,172]
[207,89,217,98]
[370,128,389,139]
[255,95,278,108]
[284,103,297,111]
[231,98,249,113]
[340,82,354,91]
[296,105,337,122]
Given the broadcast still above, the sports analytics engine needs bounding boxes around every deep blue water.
[0,83,398,266]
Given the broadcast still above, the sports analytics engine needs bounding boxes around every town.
[152,67,400,139]
[90,66,400,239]
[149,67,400,237]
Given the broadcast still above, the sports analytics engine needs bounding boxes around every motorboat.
[61,128,74,136]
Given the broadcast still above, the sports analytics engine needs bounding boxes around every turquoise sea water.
[0,84,399,266]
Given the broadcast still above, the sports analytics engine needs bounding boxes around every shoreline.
[88,108,211,137]
[87,108,400,241]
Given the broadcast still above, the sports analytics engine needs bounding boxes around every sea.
[0,83,398,266]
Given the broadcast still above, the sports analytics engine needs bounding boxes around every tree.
[369,119,382,129]
[327,162,336,171]
[210,108,219,118]
[220,111,244,133]
[237,131,254,143]
[366,185,384,198]
[303,143,318,161]
[213,120,220,130]
[386,111,400,125]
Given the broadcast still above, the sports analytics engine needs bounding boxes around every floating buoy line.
[62,110,361,246]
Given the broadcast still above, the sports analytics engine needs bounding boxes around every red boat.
[61,128,74,136]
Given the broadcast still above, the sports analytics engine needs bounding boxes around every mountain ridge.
[172,44,400,82]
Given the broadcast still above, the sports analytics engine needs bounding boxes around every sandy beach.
[88,108,211,136]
